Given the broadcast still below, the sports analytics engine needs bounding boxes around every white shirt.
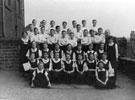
[27,30,34,39]
[38,33,49,43]
[91,26,98,34]
[81,36,91,45]
[82,26,89,31]
[47,36,58,44]
[67,38,77,47]
[74,30,83,39]
[59,37,68,46]
[30,34,39,42]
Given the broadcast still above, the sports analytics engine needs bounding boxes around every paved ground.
[0,70,135,100]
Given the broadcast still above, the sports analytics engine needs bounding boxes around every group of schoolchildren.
[19,19,118,89]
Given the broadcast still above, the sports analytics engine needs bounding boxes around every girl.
[63,53,75,84]
[19,32,30,73]
[97,43,105,61]
[41,42,50,58]
[85,53,97,85]
[58,30,68,52]
[31,61,51,88]
[47,29,58,50]
[106,36,118,80]
[75,54,87,84]
[95,61,109,89]
[26,41,42,59]
[74,44,85,61]
[81,29,91,52]
[42,52,52,71]
[64,44,75,61]
[86,44,97,61]
[51,52,63,83]
[51,43,64,60]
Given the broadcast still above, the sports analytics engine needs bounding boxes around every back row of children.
[20,19,118,89]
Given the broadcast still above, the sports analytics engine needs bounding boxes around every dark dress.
[29,48,40,59]
[97,49,104,61]
[85,60,96,85]
[75,50,85,60]
[52,49,63,59]
[19,38,30,72]
[33,69,49,88]
[42,49,50,58]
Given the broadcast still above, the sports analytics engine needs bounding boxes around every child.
[62,21,68,31]
[63,53,75,84]
[71,20,77,33]
[106,36,118,80]
[58,30,68,52]
[41,42,50,58]
[42,52,52,71]
[74,44,85,61]
[68,32,77,50]
[51,52,63,83]
[75,54,87,84]
[26,41,42,59]
[86,44,97,61]
[95,61,109,89]
[49,20,55,30]
[82,20,89,31]
[47,29,58,50]
[74,24,83,42]
[51,43,64,60]
[97,43,105,61]
[30,27,39,43]
[27,24,34,40]
[81,29,91,52]
[85,53,97,85]
[55,25,61,38]
[31,61,51,88]
[91,19,98,35]
[19,32,30,73]
[64,44,75,61]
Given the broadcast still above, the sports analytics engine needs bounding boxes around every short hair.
[62,21,67,24]
[82,20,86,23]
[56,25,60,29]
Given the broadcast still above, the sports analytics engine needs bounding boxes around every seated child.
[41,42,50,58]
[74,43,85,61]
[75,54,87,84]
[63,53,75,84]
[51,43,64,60]
[95,61,109,89]
[85,53,97,85]
[97,43,105,61]
[26,41,42,59]
[51,52,63,83]
[31,61,51,88]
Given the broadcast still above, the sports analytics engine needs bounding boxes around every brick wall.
[0,39,20,70]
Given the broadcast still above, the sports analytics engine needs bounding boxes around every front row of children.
[25,50,116,89]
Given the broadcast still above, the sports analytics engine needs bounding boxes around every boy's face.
[42,20,46,25]
[50,21,55,27]
[29,25,34,31]
[56,27,61,32]
[32,20,37,26]
[63,22,67,28]
[90,30,95,36]
[62,31,66,37]
[72,21,77,27]
[34,29,38,35]
[83,30,88,36]
[98,29,103,34]
[82,21,86,26]
[50,30,55,36]
[92,20,97,26]
[77,25,81,30]
[70,33,74,38]
[41,27,45,33]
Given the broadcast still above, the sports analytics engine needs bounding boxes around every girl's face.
[109,39,113,43]
[89,54,94,60]
[67,45,72,51]
[50,30,55,36]
[102,54,107,60]
[78,55,82,61]
[98,62,104,69]
[43,53,48,59]
[55,44,60,50]
[66,54,71,61]
[55,53,59,60]
[38,63,44,70]
[30,53,35,60]
[89,44,93,50]
[32,42,37,49]
[100,43,104,50]
[43,43,48,49]
[78,45,82,51]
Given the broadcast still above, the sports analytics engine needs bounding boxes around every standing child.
[31,62,51,88]
[63,53,75,84]
[51,52,63,83]
[19,32,30,73]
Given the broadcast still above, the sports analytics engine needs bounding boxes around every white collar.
[31,48,37,52]
[42,59,49,63]
[98,49,104,53]
[97,68,105,72]
[88,60,95,63]
[37,69,44,73]
[108,42,114,46]
[100,59,108,64]
[65,60,72,64]
[87,50,94,53]
[52,58,61,63]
